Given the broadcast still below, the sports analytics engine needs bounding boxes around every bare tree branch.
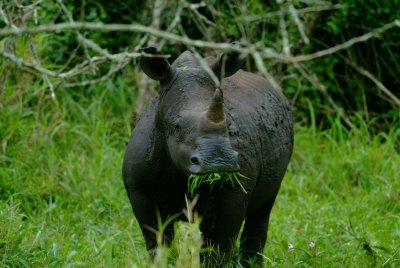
[290,20,400,63]
[58,0,104,75]
[1,20,398,64]
[0,0,398,120]
[294,63,357,130]
[244,3,343,22]
[64,59,131,88]
[27,34,56,99]
[0,21,283,59]
[0,50,142,79]
[341,56,400,107]
[1,50,58,77]
[133,0,167,116]
[0,4,11,26]
[147,0,165,48]
[192,49,220,87]
[252,51,282,91]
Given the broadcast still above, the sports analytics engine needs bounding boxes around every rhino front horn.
[206,88,225,123]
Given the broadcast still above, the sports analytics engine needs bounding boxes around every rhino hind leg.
[240,195,278,267]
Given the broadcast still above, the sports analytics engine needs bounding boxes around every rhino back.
[223,70,294,183]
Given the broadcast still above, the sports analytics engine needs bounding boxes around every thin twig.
[178,22,220,87]
[341,56,400,107]
[64,59,130,88]
[183,194,199,223]
[294,63,357,130]
[244,4,343,22]
[252,51,282,91]
[57,0,98,74]
[1,49,57,76]
[0,5,11,25]
[13,0,42,10]
[288,3,310,44]
[57,43,82,73]
[27,33,56,99]
[193,49,220,87]
[186,1,214,26]
[279,6,291,56]
[166,1,183,32]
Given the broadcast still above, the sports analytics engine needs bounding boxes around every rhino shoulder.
[123,97,162,189]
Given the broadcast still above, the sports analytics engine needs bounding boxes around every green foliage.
[171,221,202,267]
[1,73,399,266]
[265,120,400,267]
[176,0,400,128]
[0,67,142,266]
[292,0,400,126]
[4,0,399,127]
[1,1,399,267]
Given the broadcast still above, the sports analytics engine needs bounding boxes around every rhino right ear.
[140,47,174,81]
[211,51,244,79]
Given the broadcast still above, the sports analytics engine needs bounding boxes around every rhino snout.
[189,150,240,175]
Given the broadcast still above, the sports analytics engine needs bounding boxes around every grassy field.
[0,74,399,267]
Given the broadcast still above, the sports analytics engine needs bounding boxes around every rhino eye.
[172,123,182,138]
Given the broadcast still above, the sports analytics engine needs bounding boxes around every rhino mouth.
[187,171,248,197]
[188,165,240,175]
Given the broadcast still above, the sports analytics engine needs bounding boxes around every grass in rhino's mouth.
[187,172,249,197]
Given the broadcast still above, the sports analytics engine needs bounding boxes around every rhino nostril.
[190,156,200,165]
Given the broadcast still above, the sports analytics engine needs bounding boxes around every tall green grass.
[1,75,399,267]
[266,116,400,267]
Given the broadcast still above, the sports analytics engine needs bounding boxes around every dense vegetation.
[1,77,399,267]
[1,0,399,267]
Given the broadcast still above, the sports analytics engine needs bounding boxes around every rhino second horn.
[206,88,225,123]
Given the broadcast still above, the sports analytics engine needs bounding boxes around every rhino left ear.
[211,51,244,78]
[140,47,174,81]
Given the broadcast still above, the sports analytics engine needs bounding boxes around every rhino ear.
[140,47,174,81]
[211,51,244,78]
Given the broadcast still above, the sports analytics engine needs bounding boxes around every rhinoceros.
[122,47,294,266]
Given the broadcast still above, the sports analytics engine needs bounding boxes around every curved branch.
[1,20,399,63]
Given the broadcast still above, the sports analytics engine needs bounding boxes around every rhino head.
[140,47,243,175]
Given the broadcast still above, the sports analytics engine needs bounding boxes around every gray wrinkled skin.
[123,48,294,267]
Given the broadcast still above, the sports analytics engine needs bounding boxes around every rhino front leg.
[126,188,159,251]
[126,186,184,252]
[203,191,248,265]
[240,194,278,267]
